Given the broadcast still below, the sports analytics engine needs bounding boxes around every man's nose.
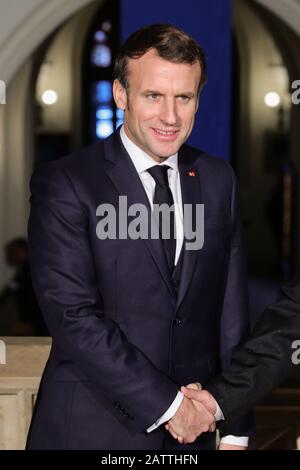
[160,99,178,126]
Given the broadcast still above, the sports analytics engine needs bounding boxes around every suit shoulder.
[32,140,106,178]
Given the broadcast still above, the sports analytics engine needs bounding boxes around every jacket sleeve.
[28,161,179,433]
[205,276,300,429]
[211,164,255,436]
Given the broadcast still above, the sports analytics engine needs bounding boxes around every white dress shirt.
[120,125,248,448]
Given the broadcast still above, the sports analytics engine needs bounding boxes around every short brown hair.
[114,24,207,95]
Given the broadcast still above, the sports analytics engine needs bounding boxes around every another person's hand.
[181,386,247,450]
[181,384,217,416]
[165,384,216,444]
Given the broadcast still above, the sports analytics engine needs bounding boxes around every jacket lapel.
[103,129,174,296]
[175,145,202,312]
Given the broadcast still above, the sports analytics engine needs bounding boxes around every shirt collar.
[120,125,178,175]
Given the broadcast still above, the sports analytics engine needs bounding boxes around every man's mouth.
[151,128,180,141]
[152,128,179,136]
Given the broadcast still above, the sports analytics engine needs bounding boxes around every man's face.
[113,48,201,162]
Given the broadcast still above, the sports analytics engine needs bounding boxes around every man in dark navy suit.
[26,24,254,450]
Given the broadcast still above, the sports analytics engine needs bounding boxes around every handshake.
[164,383,216,445]
[164,383,245,450]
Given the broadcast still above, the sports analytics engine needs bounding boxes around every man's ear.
[113,79,127,111]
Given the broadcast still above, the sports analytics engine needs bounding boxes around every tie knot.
[147,165,170,187]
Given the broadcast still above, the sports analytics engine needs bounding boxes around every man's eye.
[178,96,190,102]
[147,94,159,100]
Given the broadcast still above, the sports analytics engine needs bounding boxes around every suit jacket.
[205,276,300,433]
[26,128,254,450]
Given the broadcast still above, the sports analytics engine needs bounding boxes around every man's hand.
[165,384,216,444]
[181,384,217,415]
[181,386,247,451]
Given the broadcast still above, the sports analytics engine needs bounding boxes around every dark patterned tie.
[147,165,176,271]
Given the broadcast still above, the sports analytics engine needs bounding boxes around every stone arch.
[0,0,95,85]
[255,0,300,36]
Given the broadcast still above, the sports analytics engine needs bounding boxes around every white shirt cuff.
[146,391,184,433]
[215,399,248,447]
[214,399,225,421]
[220,435,249,447]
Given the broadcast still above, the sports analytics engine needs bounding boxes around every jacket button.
[173,316,183,326]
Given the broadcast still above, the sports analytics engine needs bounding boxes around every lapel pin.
[188,170,196,177]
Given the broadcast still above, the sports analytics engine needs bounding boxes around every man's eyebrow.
[176,92,196,98]
[141,90,163,95]
[141,90,196,98]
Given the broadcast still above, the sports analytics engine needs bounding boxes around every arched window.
[82,0,122,144]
